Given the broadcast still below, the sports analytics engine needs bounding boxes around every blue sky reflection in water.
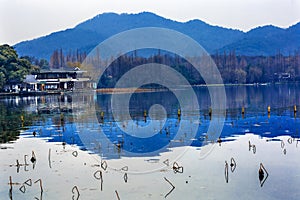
[1,84,300,199]
[20,84,300,158]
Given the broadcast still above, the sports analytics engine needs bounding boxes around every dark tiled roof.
[40,67,83,73]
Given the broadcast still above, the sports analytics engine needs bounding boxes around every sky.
[0,0,300,45]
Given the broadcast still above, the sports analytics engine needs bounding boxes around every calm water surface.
[1,84,300,199]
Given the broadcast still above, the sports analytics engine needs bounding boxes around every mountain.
[14,12,300,60]
[13,12,243,59]
[219,23,300,55]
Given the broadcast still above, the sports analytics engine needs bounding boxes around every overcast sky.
[1,0,300,45]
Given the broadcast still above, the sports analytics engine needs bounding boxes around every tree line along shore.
[1,44,300,93]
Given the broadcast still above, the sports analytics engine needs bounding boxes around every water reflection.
[0,97,39,143]
[1,84,300,199]
[91,84,300,158]
[1,84,300,157]
[1,84,300,188]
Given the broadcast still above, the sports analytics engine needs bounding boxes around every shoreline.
[0,82,298,97]
[0,90,63,97]
[96,87,167,94]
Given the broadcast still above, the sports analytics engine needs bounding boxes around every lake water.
[1,84,300,199]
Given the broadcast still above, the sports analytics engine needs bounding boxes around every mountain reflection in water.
[1,84,298,160]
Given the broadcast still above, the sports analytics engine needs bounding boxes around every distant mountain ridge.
[14,12,300,59]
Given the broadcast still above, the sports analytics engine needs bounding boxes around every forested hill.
[14,12,300,60]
